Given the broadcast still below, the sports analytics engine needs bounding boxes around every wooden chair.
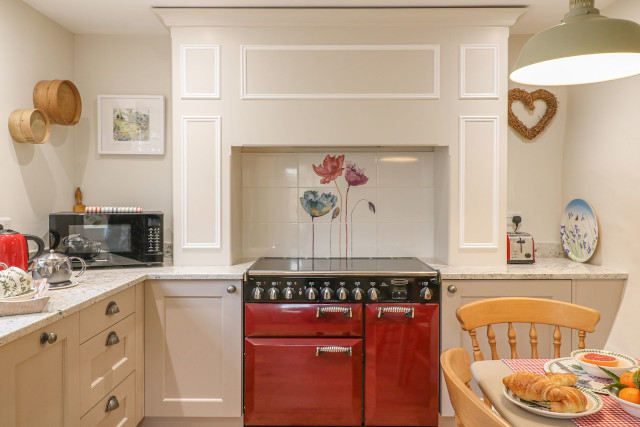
[441,348,511,427]
[456,297,601,362]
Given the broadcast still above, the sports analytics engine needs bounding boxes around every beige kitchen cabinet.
[144,280,242,422]
[572,279,626,351]
[0,313,80,427]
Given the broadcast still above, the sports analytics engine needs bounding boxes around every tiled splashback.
[242,151,435,259]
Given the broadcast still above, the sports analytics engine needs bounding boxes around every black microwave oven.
[49,212,163,268]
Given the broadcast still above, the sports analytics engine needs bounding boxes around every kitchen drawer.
[81,372,136,427]
[80,313,136,415]
[245,337,362,426]
[80,286,135,343]
[245,303,362,337]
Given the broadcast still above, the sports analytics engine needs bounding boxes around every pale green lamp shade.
[510,13,640,86]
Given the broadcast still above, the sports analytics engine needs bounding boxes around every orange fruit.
[621,372,637,388]
[581,353,619,367]
[619,387,640,405]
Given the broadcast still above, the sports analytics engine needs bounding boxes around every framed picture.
[97,95,164,155]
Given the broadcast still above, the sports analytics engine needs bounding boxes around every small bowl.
[608,388,640,419]
[571,349,638,379]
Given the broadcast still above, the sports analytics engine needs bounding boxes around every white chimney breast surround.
[156,7,523,265]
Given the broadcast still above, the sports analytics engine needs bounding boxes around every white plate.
[0,287,37,302]
[544,357,611,394]
[609,388,640,419]
[561,198,598,262]
[571,348,639,378]
[503,386,602,419]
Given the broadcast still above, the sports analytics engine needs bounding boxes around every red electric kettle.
[0,225,45,270]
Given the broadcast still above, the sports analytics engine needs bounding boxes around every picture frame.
[97,95,165,155]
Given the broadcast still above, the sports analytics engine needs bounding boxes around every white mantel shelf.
[0,259,625,348]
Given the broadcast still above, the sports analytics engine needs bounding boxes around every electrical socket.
[0,217,11,230]
[506,212,523,229]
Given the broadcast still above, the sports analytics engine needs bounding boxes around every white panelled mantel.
[155,7,525,266]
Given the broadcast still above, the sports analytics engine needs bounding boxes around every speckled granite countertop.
[430,258,628,280]
[0,258,625,347]
[0,263,253,347]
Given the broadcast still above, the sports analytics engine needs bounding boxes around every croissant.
[503,372,587,413]
[545,372,578,387]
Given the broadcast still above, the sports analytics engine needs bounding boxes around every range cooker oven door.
[364,303,440,426]
[245,337,363,426]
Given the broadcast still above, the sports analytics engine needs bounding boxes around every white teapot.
[0,263,34,298]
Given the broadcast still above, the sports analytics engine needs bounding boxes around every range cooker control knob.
[420,287,433,301]
[283,287,294,300]
[368,287,379,301]
[352,287,364,301]
[337,286,348,301]
[305,287,317,300]
[267,287,280,300]
[252,287,264,300]
[321,287,334,300]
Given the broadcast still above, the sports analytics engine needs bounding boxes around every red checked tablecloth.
[502,358,640,426]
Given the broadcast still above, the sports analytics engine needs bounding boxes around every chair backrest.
[456,297,601,361]
[441,348,511,427]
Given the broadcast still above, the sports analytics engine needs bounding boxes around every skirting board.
[139,417,243,427]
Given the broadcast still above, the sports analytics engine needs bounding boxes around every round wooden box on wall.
[8,108,51,144]
[33,79,82,125]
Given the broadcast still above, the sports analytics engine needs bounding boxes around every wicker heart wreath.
[508,88,558,140]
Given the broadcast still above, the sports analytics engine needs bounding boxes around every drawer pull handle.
[377,306,414,318]
[316,306,352,318]
[316,346,352,357]
[447,285,458,294]
[227,285,237,294]
[105,331,120,346]
[39,332,57,344]
[105,301,120,315]
[105,396,120,413]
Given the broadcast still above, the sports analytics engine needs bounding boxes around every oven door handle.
[316,306,352,318]
[377,306,415,318]
[316,346,353,357]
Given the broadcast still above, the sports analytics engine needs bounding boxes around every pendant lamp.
[510,0,640,86]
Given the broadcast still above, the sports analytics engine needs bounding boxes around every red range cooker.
[243,257,441,427]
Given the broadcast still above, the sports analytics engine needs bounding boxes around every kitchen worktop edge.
[0,258,626,347]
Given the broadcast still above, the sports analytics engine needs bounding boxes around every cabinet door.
[364,304,439,426]
[439,279,572,416]
[0,313,80,427]
[145,280,242,417]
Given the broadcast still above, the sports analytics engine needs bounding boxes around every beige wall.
[562,0,639,355]
[0,0,74,242]
[73,35,173,241]
[0,2,173,248]
[507,35,567,245]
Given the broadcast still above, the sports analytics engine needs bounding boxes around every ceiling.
[21,0,617,36]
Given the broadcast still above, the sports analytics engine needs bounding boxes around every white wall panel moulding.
[459,44,499,99]
[458,116,499,249]
[181,45,220,99]
[241,45,440,100]
[181,116,222,249]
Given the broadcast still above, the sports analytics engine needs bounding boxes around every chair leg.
[454,413,463,426]
[482,391,493,408]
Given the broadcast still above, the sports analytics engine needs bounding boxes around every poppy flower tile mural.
[242,151,434,259]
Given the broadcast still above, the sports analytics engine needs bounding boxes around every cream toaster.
[507,232,535,264]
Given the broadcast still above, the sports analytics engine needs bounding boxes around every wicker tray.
[0,296,50,317]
